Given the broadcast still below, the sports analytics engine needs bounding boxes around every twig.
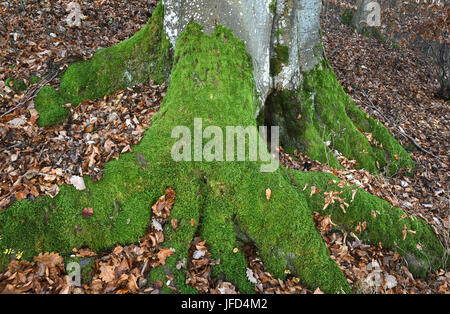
[354,89,441,159]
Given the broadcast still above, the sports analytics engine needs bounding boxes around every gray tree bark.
[351,0,380,31]
[163,0,323,116]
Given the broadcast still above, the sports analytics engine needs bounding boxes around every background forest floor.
[0,1,448,294]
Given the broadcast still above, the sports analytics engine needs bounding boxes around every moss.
[34,2,172,126]
[5,78,27,93]
[275,29,283,39]
[361,26,385,42]
[269,1,277,14]
[14,79,27,92]
[270,45,289,77]
[149,266,180,294]
[0,254,9,273]
[275,45,289,64]
[392,43,402,51]
[34,85,68,127]
[5,77,13,88]
[341,10,354,26]
[270,58,283,77]
[266,61,415,175]
[286,169,446,277]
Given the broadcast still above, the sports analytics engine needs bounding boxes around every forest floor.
[0,1,448,294]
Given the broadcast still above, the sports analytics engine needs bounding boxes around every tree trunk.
[351,0,379,31]
[0,1,446,293]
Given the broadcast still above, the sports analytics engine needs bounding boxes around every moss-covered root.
[286,168,447,277]
[265,63,415,175]
[0,23,351,294]
[34,2,172,127]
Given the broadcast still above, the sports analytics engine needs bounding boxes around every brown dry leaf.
[34,252,63,268]
[371,210,377,220]
[15,190,28,200]
[320,215,336,233]
[99,264,115,283]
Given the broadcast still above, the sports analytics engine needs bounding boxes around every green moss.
[148,266,180,294]
[392,43,402,51]
[34,2,172,126]
[341,10,354,26]
[275,45,289,64]
[29,76,41,85]
[5,77,13,88]
[270,45,289,77]
[275,29,283,39]
[286,169,446,277]
[266,61,414,175]
[5,78,27,93]
[270,58,283,77]
[34,85,68,127]
[0,255,9,273]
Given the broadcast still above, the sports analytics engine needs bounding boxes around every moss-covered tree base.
[265,61,414,175]
[0,22,446,294]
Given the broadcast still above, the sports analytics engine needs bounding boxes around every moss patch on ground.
[270,44,289,77]
[33,2,172,127]
[286,169,447,277]
[265,61,415,175]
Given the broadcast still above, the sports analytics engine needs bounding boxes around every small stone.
[70,176,86,191]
